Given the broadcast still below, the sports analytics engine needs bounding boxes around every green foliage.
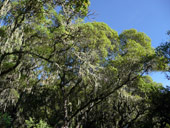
[25,118,51,128]
[67,0,90,16]
[0,113,12,127]
[137,76,163,94]
[0,0,169,127]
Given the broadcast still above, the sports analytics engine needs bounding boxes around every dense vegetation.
[0,0,169,127]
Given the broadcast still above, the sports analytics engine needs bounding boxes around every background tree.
[156,35,170,80]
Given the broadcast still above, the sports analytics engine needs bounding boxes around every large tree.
[0,0,168,128]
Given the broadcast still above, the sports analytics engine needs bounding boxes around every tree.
[156,40,170,80]
[0,0,168,127]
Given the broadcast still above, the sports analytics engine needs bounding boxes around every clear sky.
[89,0,170,86]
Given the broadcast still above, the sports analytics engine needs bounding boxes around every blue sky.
[89,0,170,86]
